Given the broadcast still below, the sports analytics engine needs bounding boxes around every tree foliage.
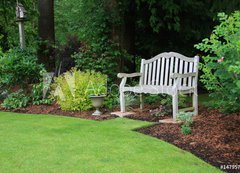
[0,0,38,50]
[195,11,240,113]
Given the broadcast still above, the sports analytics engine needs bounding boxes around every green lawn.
[0,112,221,173]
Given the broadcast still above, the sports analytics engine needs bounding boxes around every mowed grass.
[0,112,221,173]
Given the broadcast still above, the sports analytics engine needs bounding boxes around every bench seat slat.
[123,85,194,94]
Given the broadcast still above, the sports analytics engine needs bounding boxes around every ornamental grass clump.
[51,68,107,111]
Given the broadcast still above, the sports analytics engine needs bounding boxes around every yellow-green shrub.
[51,68,107,111]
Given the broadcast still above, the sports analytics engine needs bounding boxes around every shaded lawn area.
[0,112,221,173]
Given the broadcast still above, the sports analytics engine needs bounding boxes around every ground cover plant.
[1,90,30,109]
[0,111,221,173]
[177,112,194,135]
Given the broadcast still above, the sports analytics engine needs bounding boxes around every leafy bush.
[177,112,194,126]
[177,112,194,135]
[144,94,162,105]
[145,94,186,106]
[104,94,119,110]
[72,41,134,84]
[0,48,45,89]
[51,68,107,111]
[103,86,120,110]
[2,90,30,109]
[195,11,240,113]
[31,82,52,105]
[181,125,192,135]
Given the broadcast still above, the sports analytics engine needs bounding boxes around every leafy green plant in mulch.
[1,90,30,109]
[177,112,194,135]
[31,82,52,105]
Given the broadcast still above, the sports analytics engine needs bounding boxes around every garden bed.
[137,107,240,173]
[0,103,117,121]
[0,103,170,121]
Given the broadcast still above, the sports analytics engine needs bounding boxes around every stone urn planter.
[89,95,106,116]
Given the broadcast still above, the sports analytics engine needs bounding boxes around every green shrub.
[104,88,119,110]
[31,82,52,105]
[177,112,194,135]
[51,68,107,111]
[104,94,119,110]
[195,11,240,113]
[2,90,30,109]
[145,94,186,106]
[144,94,162,105]
[177,112,193,126]
[181,125,192,135]
[73,45,133,84]
[0,48,45,89]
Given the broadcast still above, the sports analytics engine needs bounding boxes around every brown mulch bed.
[0,103,168,121]
[137,107,240,173]
[0,103,117,121]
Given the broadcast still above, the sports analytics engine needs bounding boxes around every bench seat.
[123,85,194,94]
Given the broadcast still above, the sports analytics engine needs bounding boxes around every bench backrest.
[140,52,199,87]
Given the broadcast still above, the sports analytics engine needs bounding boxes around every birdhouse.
[16,3,27,20]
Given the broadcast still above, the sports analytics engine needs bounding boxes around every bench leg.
[172,93,178,121]
[120,91,126,112]
[193,90,198,116]
[140,94,144,111]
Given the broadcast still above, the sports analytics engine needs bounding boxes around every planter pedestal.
[90,95,105,116]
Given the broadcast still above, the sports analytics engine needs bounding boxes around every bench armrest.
[171,72,197,79]
[117,73,142,78]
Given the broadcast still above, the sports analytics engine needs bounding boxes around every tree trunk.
[38,0,55,71]
[109,0,136,73]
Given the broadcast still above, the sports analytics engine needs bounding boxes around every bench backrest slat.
[140,52,199,87]
[188,62,194,87]
[152,61,156,85]
[169,57,174,86]
[156,58,161,85]
[144,63,148,85]
[160,58,165,85]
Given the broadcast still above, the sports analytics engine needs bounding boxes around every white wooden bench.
[117,52,199,121]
